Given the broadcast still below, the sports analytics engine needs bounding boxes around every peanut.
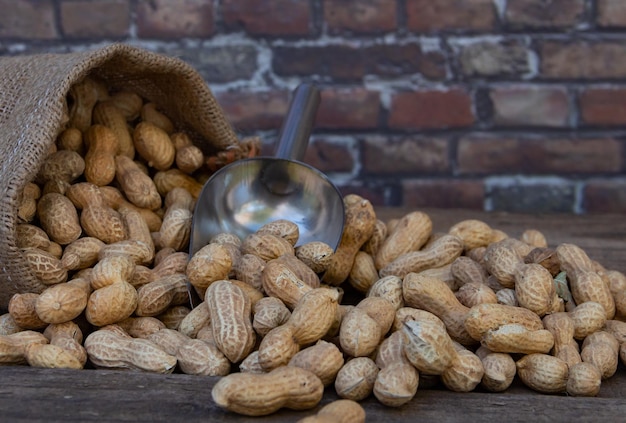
[380,234,464,279]
[475,347,516,392]
[35,281,88,324]
[0,331,49,365]
[297,399,365,423]
[334,357,379,401]
[8,293,47,330]
[402,317,456,375]
[448,219,493,251]
[36,193,82,245]
[516,353,568,394]
[375,211,432,270]
[83,124,118,186]
[258,288,339,370]
[92,100,135,158]
[24,343,83,369]
[206,280,255,363]
[288,340,344,387]
[566,362,602,397]
[84,326,176,373]
[373,331,419,407]
[211,366,324,416]
[114,155,162,211]
[135,274,189,317]
[441,344,484,392]
[295,241,335,274]
[557,243,615,319]
[21,247,68,286]
[43,321,88,366]
[171,132,204,174]
[323,194,376,285]
[402,273,475,346]
[85,280,138,327]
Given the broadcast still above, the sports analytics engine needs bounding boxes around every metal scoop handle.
[274,83,321,161]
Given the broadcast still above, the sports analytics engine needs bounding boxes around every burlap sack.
[0,43,244,310]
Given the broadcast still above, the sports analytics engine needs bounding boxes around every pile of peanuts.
[4,76,626,422]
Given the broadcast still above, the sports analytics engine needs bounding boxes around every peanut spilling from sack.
[7,74,626,419]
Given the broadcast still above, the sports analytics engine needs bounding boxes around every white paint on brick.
[484,175,574,211]
[573,181,585,214]
[523,46,539,80]
[307,135,360,185]
[5,43,27,54]
[493,0,507,20]
[447,35,505,50]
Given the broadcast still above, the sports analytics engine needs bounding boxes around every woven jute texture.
[0,43,241,310]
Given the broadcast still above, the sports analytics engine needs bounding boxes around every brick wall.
[2,0,626,213]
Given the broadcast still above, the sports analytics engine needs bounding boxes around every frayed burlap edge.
[0,43,241,311]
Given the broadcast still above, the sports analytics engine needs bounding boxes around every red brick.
[580,87,626,126]
[457,136,622,175]
[221,0,312,36]
[597,0,626,27]
[505,0,585,29]
[60,0,130,38]
[403,179,485,210]
[406,0,496,32]
[216,90,290,132]
[584,179,626,213]
[540,41,626,79]
[304,138,355,173]
[323,0,396,34]
[490,85,570,127]
[0,0,57,39]
[336,184,390,207]
[388,89,474,130]
[362,137,450,174]
[316,88,381,130]
[136,0,214,39]
[272,44,446,81]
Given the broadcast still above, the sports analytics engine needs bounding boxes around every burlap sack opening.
[0,43,244,311]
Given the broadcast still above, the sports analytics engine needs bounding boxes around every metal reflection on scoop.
[189,83,345,257]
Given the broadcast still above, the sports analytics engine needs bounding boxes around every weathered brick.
[323,0,396,34]
[304,138,355,173]
[597,0,626,27]
[388,89,474,130]
[163,45,257,83]
[458,39,531,77]
[457,136,622,174]
[337,183,392,207]
[406,0,496,32]
[0,0,57,39]
[490,85,569,127]
[136,0,214,39]
[272,44,446,81]
[487,180,576,213]
[504,0,585,29]
[584,179,626,213]
[540,41,626,79]
[216,90,289,132]
[403,179,484,209]
[579,87,626,126]
[60,0,130,38]
[221,0,312,36]
[316,88,381,130]
[361,136,450,174]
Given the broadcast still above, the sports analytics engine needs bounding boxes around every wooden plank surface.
[2,208,626,422]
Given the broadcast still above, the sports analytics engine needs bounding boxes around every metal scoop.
[189,83,345,257]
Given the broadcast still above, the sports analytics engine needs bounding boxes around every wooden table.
[2,208,626,422]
